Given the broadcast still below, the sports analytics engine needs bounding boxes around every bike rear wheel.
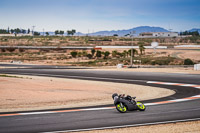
[116,103,127,113]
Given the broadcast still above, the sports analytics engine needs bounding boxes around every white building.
[0,33,33,37]
[139,32,179,38]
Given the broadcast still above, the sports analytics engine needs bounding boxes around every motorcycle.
[112,93,146,113]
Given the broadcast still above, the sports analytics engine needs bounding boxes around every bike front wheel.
[136,102,146,111]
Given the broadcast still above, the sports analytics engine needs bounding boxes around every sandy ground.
[147,49,200,61]
[1,48,200,66]
[0,75,174,112]
[79,121,200,133]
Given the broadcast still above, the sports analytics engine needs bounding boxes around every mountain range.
[40,26,200,36]
[87,26,169,36]
[188,28,200,33]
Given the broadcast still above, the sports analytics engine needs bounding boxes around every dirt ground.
[0,48,200,66]
[79,120,200,133]
[146,49,200,61]
[0,74,174,112]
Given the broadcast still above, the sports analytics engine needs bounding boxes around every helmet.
[112,93,118,99]
[126,95,132,100]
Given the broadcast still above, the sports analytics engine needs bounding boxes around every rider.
[118,94,132,101]
[112,93,133,101]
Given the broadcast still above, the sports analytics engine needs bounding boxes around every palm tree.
[128,49,138,57]
[139,44,145,55]
[122,50,128,58]
[104,51,110,59]
[91,49,96,57]
[112,50,118,58]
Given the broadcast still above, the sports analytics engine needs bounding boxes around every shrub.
[104,51,110,59]
[141,58,151,64]
[154,60,170,65]
[70,51,77,58]
[1,48,6,52]
[87,54,92,59]
[184,58,194,65]
[19,48,25,52]
[6,47,16,52]
[96,50,102,58]
[151,61,156,65]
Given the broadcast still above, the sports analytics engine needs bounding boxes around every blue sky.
[0,0,199,33]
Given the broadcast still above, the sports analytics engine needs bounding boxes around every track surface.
[0,64,200,133]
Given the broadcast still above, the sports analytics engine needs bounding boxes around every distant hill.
[38,26,170,36]
[88,26,169,36]
[188,28,200,34]
[39,26,200,36]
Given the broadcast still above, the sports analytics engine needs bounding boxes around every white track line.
[3,72,147,83]
[81,107,113,111]
[20,111,54,115]
[42,118,200,133]
[0,77,199,117]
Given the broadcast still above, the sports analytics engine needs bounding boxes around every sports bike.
[112,93,146,113]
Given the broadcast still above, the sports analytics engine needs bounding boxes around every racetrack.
[0,64,200,133]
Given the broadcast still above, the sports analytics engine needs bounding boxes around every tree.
[60,30,64,36]
[82,51,88,57]
[6,47,16,52]
[112,50,118,58]
[70,51,78,58]
[91,49,96,57]
[180,31,199,36]
[67,29,76,36]
[55,30,59,35]
[15,28,21,34]
[7,27,10,33]
[11,29,14,34]
[0,29,9,34]
[45,32,49,36]
[96,50,102,58]
[34,32,40,36]
[67,30,72,36]
[87,54,92,59]
[19,48,25,52]
[113,34,118,36]
[27,28,30,34]
[1,48,6,52]
[128,49,138,57]
[72,29,76,35]
[22,29,26,34]
[139,44,146,55]
[184,58,194,65]
[77,52,82,57]
[104,51,110,59]
[122,50,128,58]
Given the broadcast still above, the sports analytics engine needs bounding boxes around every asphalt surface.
[1,100,200,133]
[0,64,200,133]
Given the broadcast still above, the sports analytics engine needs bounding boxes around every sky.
[0,0,200,33]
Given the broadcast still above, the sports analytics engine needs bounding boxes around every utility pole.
[130,31,135,67]
[32,26,35,45]
[32,26,35,36]
[43,28,45,36]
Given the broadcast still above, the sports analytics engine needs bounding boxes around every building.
[139,32,179,38]
[0,33,33,37]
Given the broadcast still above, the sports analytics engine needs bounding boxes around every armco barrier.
[194,64,200,71]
